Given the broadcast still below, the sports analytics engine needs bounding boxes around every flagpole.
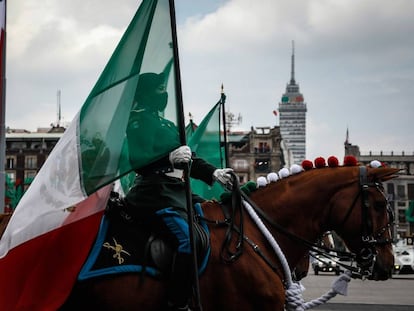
[168,1,202,310]
[220,85,229,167]
[0,0,7,213]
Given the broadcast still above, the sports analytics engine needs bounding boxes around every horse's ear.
[370,167,400,182]
[382,173,400,182]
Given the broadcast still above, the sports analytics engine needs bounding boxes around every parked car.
[393,246,414,274]
[311,252,340,275]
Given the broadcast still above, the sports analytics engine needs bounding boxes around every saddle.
[78,192,211,281]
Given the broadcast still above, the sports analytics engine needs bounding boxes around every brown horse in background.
[57,165,398,311]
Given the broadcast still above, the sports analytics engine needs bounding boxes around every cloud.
[7,0,133,130]
[6,0,414,160]
[177,0,414,160]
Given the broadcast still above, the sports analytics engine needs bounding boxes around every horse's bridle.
[337,166,394,278]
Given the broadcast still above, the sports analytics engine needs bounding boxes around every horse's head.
[330,166,399,280]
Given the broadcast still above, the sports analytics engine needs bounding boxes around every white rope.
[242,199,292,286]
[241,199,352,310]
[285,270,352,310]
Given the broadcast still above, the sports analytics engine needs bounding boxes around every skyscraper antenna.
[56,90,61,127]
[290,40,295,84]
[345,126,349,144]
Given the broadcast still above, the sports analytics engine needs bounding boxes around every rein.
[218,172,245,264]
[198,174,282,273]
[240,191,354,259]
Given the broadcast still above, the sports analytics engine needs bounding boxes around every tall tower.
[278,41,307,164]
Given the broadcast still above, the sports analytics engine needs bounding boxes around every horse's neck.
[249,168,361,268]
[250,183,332,267]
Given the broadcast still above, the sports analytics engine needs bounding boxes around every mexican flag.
[0,0,182,309]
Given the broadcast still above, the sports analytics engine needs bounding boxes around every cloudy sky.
[5,0,414,162]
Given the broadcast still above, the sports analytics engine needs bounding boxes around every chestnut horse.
[0,165,398,310]
[57,165,398,311]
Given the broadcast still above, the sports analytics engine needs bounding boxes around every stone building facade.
[227,126,289,184]
[345,135,414,238]
[4,127,64,211]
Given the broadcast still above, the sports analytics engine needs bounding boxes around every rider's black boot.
[167,253,193,311]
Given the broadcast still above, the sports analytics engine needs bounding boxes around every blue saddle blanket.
[78,203,210,281]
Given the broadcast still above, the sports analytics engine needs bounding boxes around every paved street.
[303,303,412,310]
[299,271,414,310]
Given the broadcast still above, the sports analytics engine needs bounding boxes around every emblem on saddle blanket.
[103,237,131,265]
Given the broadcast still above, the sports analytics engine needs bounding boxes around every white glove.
[213,168,234,190]
[169,145,192,167]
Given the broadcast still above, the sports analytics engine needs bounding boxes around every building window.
[408,184,414,200]
[387,183,395,196]
[6,156,16,169]
[30,140,47,149]
[397,185,405,200]
[387,183,394,200]
[398,162,407,174]
[6,171,16,182]
[11,142,27,149]
[398,209,406,224]
[409,163,414,175]
[25,156,37,169]
[255,158,270,172]
[234,159,248,170]
[255,142,270,153]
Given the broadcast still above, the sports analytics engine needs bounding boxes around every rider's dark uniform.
[126,109,216,214]
[125,73,218,310]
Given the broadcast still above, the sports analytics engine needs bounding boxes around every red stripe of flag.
[0,186,111,310]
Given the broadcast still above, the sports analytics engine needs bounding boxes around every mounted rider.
[125,72,233,311]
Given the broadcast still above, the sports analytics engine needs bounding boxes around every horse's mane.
[251,155,395,193]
